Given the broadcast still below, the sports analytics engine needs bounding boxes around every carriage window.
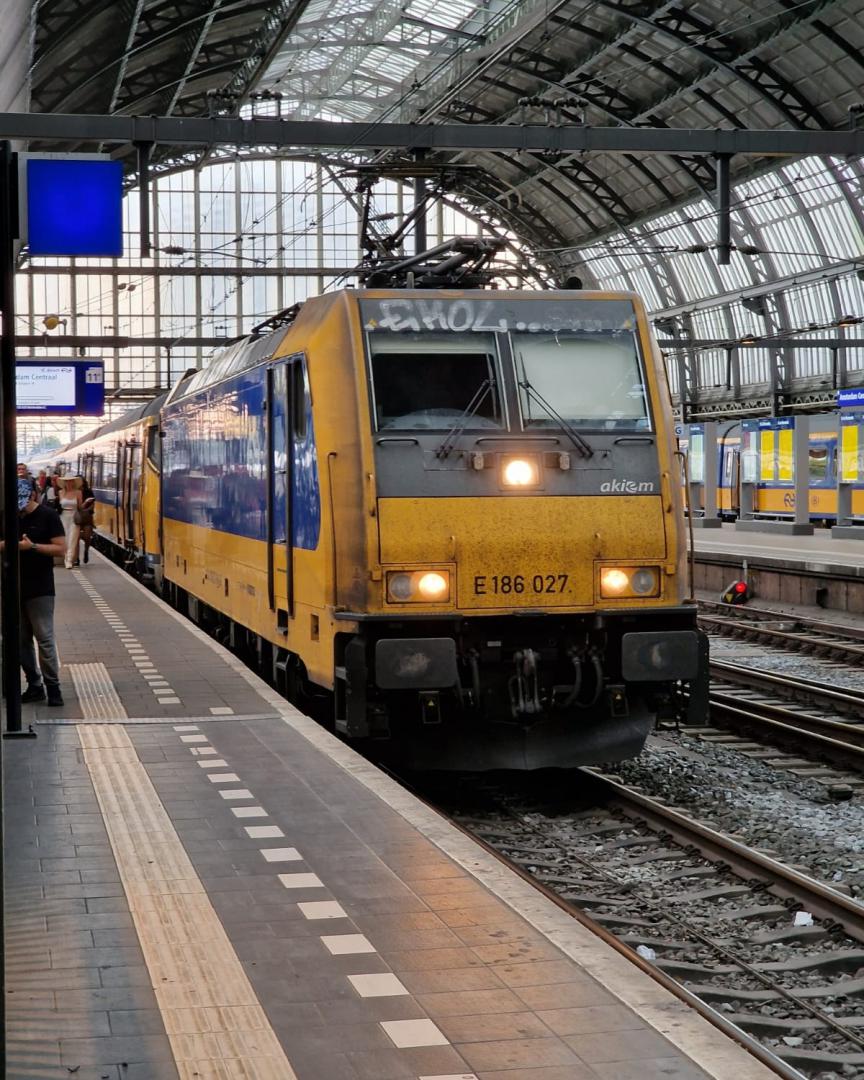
[369,332,502,431]
[292,359,307,441]
[809,445,828,481]
[146,427,161,468]
[514,331,650,431]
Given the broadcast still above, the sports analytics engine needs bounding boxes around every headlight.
[417,572,448,599]
[599,566,660,599]
[386,570,451,603]
[501,456,539,487]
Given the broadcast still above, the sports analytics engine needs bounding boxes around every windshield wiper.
[518,380,593,458]
[436,378,493,459]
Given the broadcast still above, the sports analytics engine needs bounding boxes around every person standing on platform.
[77,477,96,565]
[16,478,66,706]
[58,477,82,569]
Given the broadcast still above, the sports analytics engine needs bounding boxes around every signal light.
[722,580,749,605]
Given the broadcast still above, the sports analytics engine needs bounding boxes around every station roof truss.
[21,0,864,415]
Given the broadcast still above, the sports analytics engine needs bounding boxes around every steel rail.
[445,804,804,1080]
[378,760,805,1080]
[708,693,864,768]
[700,600,864,643]
[700,612,864,660]
[585,768,864,941]
[710,659,864,712]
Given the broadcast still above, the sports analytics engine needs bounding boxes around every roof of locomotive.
[164,286,645,405]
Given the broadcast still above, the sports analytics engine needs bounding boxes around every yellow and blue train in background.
[678,418,860,521]
[45,285,706,769]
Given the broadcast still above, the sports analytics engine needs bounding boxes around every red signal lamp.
[722,580,749,605]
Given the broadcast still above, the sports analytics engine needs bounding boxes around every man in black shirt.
[17,478,66,706]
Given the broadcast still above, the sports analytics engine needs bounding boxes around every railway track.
[440,768,864,1079]
[691,598,864,795]
[687,662,864,796]
[699,599,864,664]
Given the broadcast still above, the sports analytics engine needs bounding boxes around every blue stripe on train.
[160,364,321,550]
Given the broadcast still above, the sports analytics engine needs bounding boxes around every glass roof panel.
[257,0,514,122]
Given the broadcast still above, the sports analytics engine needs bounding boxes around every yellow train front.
[119,287,706,768]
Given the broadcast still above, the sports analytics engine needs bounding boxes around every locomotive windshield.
[370,332,503,431]
[514,331,650,431]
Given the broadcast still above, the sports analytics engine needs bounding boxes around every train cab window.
[809,445,829,481]
[514,331,650,431]
[369,333,502,431]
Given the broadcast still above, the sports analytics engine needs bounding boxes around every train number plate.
[472,573,570,596]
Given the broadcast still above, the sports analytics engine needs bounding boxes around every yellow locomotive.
[64,285,705,768]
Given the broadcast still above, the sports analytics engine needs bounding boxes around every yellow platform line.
[69,662,129,721]
[78,724,298,1080]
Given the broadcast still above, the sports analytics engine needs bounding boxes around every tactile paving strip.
[68,662,128,720]
[77,722,298,1080]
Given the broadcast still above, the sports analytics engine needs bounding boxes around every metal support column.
[716,154,731,265]
[0,141,25,738]
[791,414,814,535]
[135,141,152,259]
[413,173,427,256]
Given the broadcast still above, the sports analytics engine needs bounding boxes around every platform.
[5,554,777,1080]
[693,522,864,578]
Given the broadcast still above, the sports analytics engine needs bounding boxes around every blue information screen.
[16,360,105,417]
[27,159,123,257]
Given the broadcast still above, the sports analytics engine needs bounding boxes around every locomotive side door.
[267,358,300,627]
[126,439,142,548]
[115,440,124,542]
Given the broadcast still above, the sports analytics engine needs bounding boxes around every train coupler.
[508,648,541,717]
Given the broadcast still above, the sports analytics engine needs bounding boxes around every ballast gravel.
[609,731,864,896]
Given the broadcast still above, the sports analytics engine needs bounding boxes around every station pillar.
[832,408,864,538]
[689,421,722,528]
[790,414,814,535]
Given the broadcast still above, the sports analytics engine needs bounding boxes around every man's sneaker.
[46,685,64,707]
[21,684,46,703]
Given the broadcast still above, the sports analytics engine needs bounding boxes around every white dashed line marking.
[418,1074,479,1080]
[381,1019,449,1049]
[71,572,183,707]
[170,725,464,1068]
[299,901,347,920]
[348,974,409,998]
[260,848,301,862]
[277,873,324,889]
[319,934,375,954]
